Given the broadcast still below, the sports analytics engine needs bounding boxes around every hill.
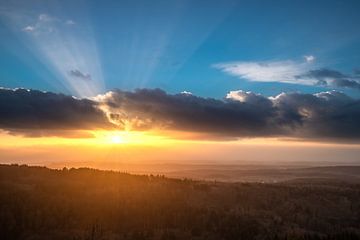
[0,164,359,240]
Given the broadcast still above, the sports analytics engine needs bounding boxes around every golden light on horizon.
[91,130,171,145]
[1,129,360,148]
[0,129,172,147]
[1,129,360,166]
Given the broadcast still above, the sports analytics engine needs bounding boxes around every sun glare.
[91,130,170,146]
[110,135,123,144]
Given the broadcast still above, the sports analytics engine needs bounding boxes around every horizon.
[1,0,360,168]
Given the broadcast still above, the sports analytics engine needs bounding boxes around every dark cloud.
[296,68,360,90]
[271,91,360,140]
[98,88,360,141]
[99,88,280,136]
[68,69,92,81]
[1,87,360,141]
[3,129,96,138]
[0,88,113,135]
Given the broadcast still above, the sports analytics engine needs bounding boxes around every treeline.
[0,164,359,240]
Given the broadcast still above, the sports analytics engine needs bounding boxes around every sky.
[0,0,360,166]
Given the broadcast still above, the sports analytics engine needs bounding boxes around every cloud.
[65,19,75,25]
[214,60,315,85]
[226,90,267,104]
[22,25,35,32]
[95,88,278,135]
[20,13,56,34]
[296,69,360,90]
[1,87,360,141]
[304,55,315,63]
[269,90,359,139]
[69,69,92,81]
[96,88,360,141]
[180,91,193,95]
[215,58,360,91]
[20,14,73,34]
[0,88,113,136]
[38,13,54,22]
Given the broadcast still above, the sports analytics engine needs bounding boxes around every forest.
[0,164,359,240]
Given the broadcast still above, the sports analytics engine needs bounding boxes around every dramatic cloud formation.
[215,58,360,91]
[1,87,360,141]
[270,91,360,140]
[96,88,278,136]
[0,88,112,135]
[96,88,360,141]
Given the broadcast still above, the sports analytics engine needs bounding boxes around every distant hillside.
[160,165,360,183]
[0,164,359,240]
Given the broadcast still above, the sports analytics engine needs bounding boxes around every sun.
[90,130,171,146]
[110,135,124,144]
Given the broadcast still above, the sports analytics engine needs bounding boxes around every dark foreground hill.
[0,164,359,240]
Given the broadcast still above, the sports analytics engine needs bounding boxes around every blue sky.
[1,0,360,98]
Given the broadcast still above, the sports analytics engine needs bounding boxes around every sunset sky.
[0,0,360,167]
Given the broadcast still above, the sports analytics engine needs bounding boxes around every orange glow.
[0,130,173,147]
[1,130,360,168]
[1,129,360,148]
[91,130,173,145]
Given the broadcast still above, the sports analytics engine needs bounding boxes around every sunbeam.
[0,6,104,97]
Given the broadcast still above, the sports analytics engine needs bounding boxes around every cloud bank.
[1,87,360,141]
[96,88,360,141]
[0,88,112,135]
